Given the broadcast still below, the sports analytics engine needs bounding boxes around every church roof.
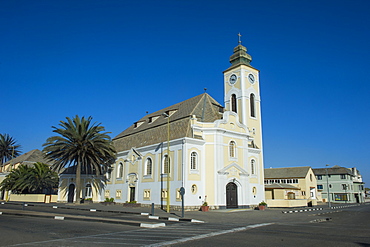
[113,93,224,152]
[3,149,54,166]
[264,166,312,179]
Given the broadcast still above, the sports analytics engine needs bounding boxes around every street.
[0,203,369,246]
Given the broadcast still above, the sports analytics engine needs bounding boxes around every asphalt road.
[0,203,369,246]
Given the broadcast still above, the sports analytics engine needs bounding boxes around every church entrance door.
[129,187,135,202]
[226,182,238,208]
[68,184,75,203]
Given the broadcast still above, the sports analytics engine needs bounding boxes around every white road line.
[145,223,274,247]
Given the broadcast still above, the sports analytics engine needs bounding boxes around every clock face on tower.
[229,74,237,84]
[248,73,255,84]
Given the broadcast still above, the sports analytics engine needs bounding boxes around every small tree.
[0,163,58,194]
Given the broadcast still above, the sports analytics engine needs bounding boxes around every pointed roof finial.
[238,33,242,45]
[204,88,207,93]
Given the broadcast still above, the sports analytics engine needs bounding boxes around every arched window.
[145,158,152,175]
[85,184,92,198]
[231,94,237,113]
[229,141,236,158]
[251,159,256,175]
[250,93,256,117]
[106,168,112,180]
[117,162,123,178]
[163,155,170,174]
[190,152,198,170]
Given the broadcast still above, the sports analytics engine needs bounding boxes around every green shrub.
[105,197,114,202]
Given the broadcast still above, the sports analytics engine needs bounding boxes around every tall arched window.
[229,141,236,158]
[163,155,170,174]
[145,158,152,175]
[231,94,237,113]
[85,184,92,198]
[190,152,198,170]
[250,93,256,117]
[117,162,123,178]
[251,159,256,175]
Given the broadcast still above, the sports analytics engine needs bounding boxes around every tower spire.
[238,33,242,45]
[229,33,252,67]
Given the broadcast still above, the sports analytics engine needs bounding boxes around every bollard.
[151,203,154,216]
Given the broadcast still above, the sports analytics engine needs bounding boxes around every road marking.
[145,223,274,247]
[140,223,166,228]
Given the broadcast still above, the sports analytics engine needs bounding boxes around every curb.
[282,208,323,214]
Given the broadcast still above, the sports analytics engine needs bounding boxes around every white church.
[58,39,266,209]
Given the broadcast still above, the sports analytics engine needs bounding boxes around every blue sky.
[1,0,369,186]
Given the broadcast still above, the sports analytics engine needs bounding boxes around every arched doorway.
[68,184,75,203]
[226,182,238,208]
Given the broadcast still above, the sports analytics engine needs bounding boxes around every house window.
[163,155,170,174]
[104,190,110,198]
[340,174,346,179]
[229,141,236,158]
[251,159,256,175]
[342,184,347,190]
[190,152,198,170]
[116,190,122,199]
[317,184,323,190]
[143,189,151,200]
[287,192,295,199]
[161,189,168,199]
[145,158,152,176]
[117,162,123,178]
[302,191,306,196]
[176,189,181,201]
[250,93,256,117]
[231,94,237,113]
[191,184,197,194]
[85,184,92,198]
[317,175,322,180]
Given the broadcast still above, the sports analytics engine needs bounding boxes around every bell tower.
[223,34,263,149]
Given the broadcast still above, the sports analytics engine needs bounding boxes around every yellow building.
[264,166,318,207]
[99,41,266,210]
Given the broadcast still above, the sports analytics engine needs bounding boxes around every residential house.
[264,166,318,207]
[313,165,365,204]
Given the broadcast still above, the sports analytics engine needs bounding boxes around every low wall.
[9,194,58,203]
[266,199,317,208]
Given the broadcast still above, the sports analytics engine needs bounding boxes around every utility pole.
[325,164,331,209]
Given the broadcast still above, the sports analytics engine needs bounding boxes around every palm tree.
[0,164,32,193]
[0,133,22,167]
[0,162,58,194]
[28,162,59,193]
[42,116,116,203]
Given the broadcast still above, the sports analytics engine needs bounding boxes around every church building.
[106,40,265,209]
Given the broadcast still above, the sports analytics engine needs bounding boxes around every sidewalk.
[2,201,362,227]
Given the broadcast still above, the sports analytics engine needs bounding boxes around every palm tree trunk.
[75,160,81,204]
